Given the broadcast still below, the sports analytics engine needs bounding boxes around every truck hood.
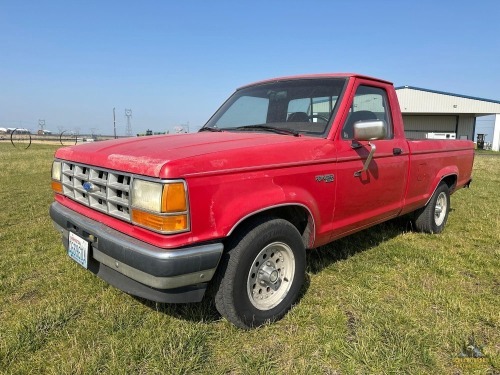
[55,132,334,178]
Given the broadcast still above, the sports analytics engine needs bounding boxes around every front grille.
[61,162,131,221]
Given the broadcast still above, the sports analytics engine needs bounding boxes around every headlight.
[131,179,189,233]
[52,161,62,180]
[51,160,63,193]
[131,180,163,211]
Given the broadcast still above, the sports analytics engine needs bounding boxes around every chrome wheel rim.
[247,242,295,310]
[434,192,447,226]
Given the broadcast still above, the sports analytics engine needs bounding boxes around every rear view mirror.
[353,120,386,141]
[352,120,386,177]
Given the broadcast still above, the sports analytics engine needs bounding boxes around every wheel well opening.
[228,206,314,249]
[442,175,457,192]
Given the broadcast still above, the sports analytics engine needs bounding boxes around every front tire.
[214,217,306,329]
[414,182,450,234]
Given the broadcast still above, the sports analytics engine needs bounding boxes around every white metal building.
[396,86,500,151]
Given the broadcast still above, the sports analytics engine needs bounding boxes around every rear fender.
[426,167,458,205]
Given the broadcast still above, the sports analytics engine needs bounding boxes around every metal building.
[396,86,500,151]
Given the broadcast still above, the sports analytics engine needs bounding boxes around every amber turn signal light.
[161,182,187,212]
[51,180,63,194]
[131,209,188,232]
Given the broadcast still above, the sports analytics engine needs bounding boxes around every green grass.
[0,142,498,374]
[475,149,500,156]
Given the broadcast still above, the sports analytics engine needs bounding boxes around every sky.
[1,1,499,139]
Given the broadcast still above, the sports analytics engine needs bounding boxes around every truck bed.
[402,139,474,214]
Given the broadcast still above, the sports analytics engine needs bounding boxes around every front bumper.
[49,202,223,303]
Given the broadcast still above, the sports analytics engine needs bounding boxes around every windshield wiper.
[199,127,223,132]
[229,125,300,137]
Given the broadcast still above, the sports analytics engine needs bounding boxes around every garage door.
[403,115,456,139]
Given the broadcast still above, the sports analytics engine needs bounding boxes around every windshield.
[204,78,347,137]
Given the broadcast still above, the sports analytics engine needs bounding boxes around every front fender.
[219,184,321,238]
[187,170,335,247]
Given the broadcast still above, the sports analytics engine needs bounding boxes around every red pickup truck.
[50,74,474,328]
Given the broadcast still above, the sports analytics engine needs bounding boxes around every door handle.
[393,148,402,155]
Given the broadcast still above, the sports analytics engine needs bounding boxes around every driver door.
[331,82,408,239]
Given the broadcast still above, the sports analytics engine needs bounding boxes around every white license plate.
[68,231,89,269]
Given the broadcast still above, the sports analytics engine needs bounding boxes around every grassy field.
[0,143,498,374]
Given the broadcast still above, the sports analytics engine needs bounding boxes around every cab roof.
[238,73,393,90]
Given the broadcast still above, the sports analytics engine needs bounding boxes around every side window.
[216,96,269,127]
[341,86,392,139]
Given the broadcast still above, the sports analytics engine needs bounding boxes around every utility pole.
[125,109,132,137]
[38,119,45,134]
[113,107,117,139]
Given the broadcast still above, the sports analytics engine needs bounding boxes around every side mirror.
[352,120,386,177]
[353,120,386,141]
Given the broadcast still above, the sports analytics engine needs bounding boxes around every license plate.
[68,231,89,269]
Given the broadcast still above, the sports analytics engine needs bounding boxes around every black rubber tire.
[414,183,450,234]
[214,217,306,329]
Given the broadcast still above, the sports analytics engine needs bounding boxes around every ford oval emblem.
[82,181,94,192]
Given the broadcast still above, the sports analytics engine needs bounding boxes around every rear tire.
[414,183,450,234]
[214,217,306,329]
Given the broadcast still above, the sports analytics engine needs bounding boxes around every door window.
[341,86,392,139]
